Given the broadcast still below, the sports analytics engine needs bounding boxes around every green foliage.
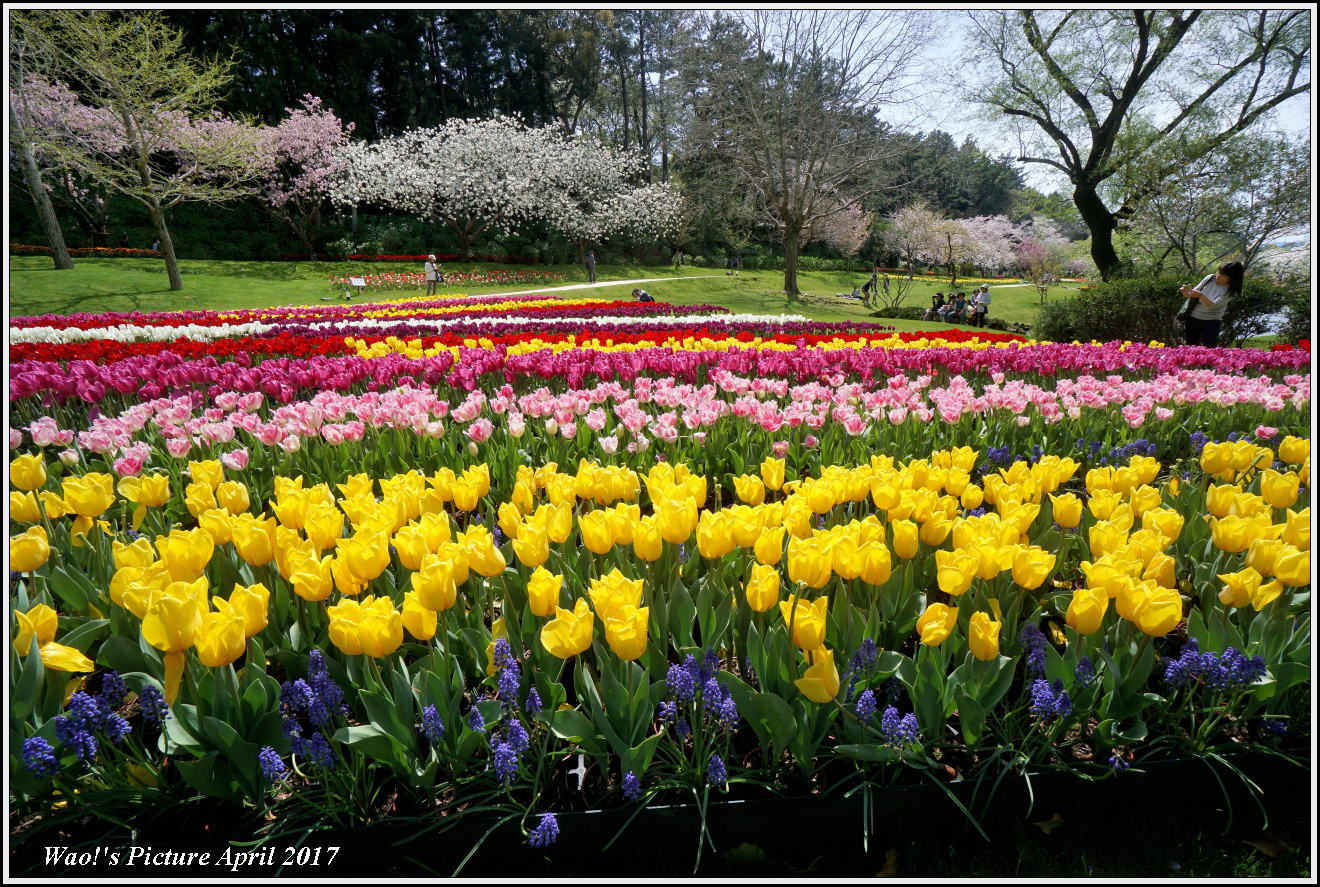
[1034,275,1301,345]
[872,306,925,321]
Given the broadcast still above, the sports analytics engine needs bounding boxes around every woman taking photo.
[1180,261,1243,347]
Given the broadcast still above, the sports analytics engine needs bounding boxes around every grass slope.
[8,257,1082,332]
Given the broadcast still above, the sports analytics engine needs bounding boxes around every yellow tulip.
[461,525,506,577]
[1251,579,1284,611]
[754,525,785,566]
[760,457,786,492]
[919,513,953,547]
[1245,538,1285,577]
[39,641,95,673]
[1065,587,1108,635]
[1142,552,1177,589]
[1011,546,1056,590]
[695,512,736,559]
[968,605,1002,661]
[935,548,979,596]
[112,537,156,570]
[9,490,42,523]
[1260,469,1300,509]
[411,554,459,611]
[224,514,275,567]
[141,587,206,654]
[1049,493,1082,529]
[858,541,893,586]
[1217,566,1261,608]
[916,602,957,646]
[304,503,345,550]
[13,603,59,652]
[358,599,405,658]
[891,519,919,559]
[1277,435,1309,465]
[392,524,434,571]
[527,566,563,617]
[226,583,270,637]
[734,474,766,506]
[1129,585,1183,636]
[579,510,615,555]
[1141,507,1184,543]
[212,480,249,516]
[778,594,829,651]
[786,536,832,589]
[1280,508,1309,550]
[794,647,840,703]
[338,530,391,581]
[588,568,645,622]
[1088,521,1128,558]
[288,550,335,602]
[1128,485,1163,517]
[402,591,437,641]
[632,516,663,562]
[745,563,781,612]
[187,460,225,491]
[603,605,649,661]
[10,526,51,573]
[1207,515,1265,554]
[959,483,984,511]
[195,605,247,667]
[540,598,595,658]
[61,472,116,517]
[513,520,550,568]
[1272,545,1310,587]
[9,454,48,491]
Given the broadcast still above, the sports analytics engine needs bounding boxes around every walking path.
[477,276,720,299]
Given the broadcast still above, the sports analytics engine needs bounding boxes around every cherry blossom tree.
[331,115,681,260]
[15,11,271,291]
[257,95,355,258]
[812,200,872,258]
[1016,218,1071,303]
[960,215,1025,276]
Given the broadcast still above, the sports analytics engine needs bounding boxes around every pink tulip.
[221,448,250,470]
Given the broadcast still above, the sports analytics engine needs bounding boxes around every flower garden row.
[328,270,568,291]
[8,289,1311,854]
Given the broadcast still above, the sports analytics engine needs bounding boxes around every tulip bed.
[7,289,1312,869]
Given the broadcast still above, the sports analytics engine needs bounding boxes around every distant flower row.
[11,244,161,258]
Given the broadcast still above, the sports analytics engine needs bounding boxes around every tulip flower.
[1011,546,1056,590]
[392,524,433,571]
[1207,514,1268,554]
[1065,587,1108,634]
[187,460,225,491]
[794,648,840,703]
[40,642,95,673]
[461,525,506,577]
[540,598,595,658]
[734,474,766,506]
[1048,493,1082,529]
[288,550,335,602]
[1129,584,1183,636]
[744,563,781,612]
[1280,508,1309,550]
[1217,567,1262,608]
[9,454,48,491]
[858,541,893,586]
[891,519,919,560]
[760,456,786,492]
[1251,579,1284,611]
[527,566,563,617]
[1260,469,1300,509]
[935,548,979,596]
[13,604,58,653]
[1142,552,1177,589]
[968,602,1002,661]
[61,473,116,540]
[225,583,270,637]
[588,569,645,622]
[412,554,459,611]
[778,594,829,651]
[215,480,251,516]
[754,525,785,566]
[10,526,51,573]
[195,604,247,668]
[304,503,346,551]
[631,515,663,562]
[1277,435,1309,465]
[915,603,957,646]
[9,491,42,524]
[1272,545,1310,587]
[603,605,650,661]
[402,590,438,641]
[579,510,615,555]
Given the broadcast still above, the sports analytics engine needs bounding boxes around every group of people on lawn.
[925,285,992,327]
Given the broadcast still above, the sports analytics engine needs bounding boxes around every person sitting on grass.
[941,292,967,323]
[631,288,654,302]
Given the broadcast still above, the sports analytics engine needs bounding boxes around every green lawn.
[8,256,1081,331]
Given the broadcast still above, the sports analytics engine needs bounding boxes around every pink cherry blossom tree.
[257,95,355,258]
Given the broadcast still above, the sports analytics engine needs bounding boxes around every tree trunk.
[783,228,802,297]
[577,237,587,265]
[12,105,74,270]
[638,13,650,180]
[148,199,183,291]
[1073,182,1121,280]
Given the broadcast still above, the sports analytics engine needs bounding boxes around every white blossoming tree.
[331,115,681,260]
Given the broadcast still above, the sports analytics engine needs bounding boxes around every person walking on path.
[971,285,992,327]
[1180,261,1242,347]
[862,263,879,300]
[423,254,440,297]
[585,249,597,284]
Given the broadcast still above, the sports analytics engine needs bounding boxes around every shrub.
[1029,274,1300,346]
[872,306,924,320]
